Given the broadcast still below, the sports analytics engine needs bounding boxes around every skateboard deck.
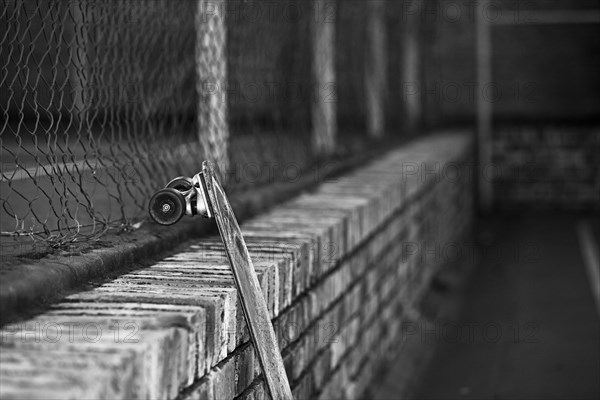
[201,161,293,400]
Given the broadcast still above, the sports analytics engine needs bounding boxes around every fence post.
[365,0,387,138]
[196,0,230,181]
[402,1,421,135]
[69,0,89,123]
[311,0,337,156]
[476,0,493,212]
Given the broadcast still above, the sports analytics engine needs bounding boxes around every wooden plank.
[201,161,293,400]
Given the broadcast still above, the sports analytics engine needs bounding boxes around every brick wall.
[0,132,474,399]
[492,126,600,210]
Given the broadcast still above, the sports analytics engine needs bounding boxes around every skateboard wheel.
[166,176,193,194]
[149,188,186,225]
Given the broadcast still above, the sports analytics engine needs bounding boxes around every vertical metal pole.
[311,0,337,156]
[196,0,229,182]
[476,0,493,212]
[365,0,387,138]
[402,1,421,135]
[70,0,89,123]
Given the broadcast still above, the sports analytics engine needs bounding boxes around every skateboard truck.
[149,161,293,400]
[149,174,212,225]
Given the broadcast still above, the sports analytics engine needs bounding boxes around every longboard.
[200,161,293,400]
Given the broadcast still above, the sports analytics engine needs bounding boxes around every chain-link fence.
[1,0,437,256]
[225,0,313,191]
[1,0,202,247]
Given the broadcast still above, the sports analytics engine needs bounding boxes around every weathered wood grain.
[202,161,293,400]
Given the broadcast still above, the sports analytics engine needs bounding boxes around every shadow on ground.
[368,212,600,400]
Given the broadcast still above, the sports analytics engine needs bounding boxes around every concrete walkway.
[374,213,600,399]
[416,213,600,399]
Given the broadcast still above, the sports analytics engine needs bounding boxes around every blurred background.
[1,0,598,244]
[1,0,598,398]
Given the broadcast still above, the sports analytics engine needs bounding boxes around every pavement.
[375,212,600,400]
